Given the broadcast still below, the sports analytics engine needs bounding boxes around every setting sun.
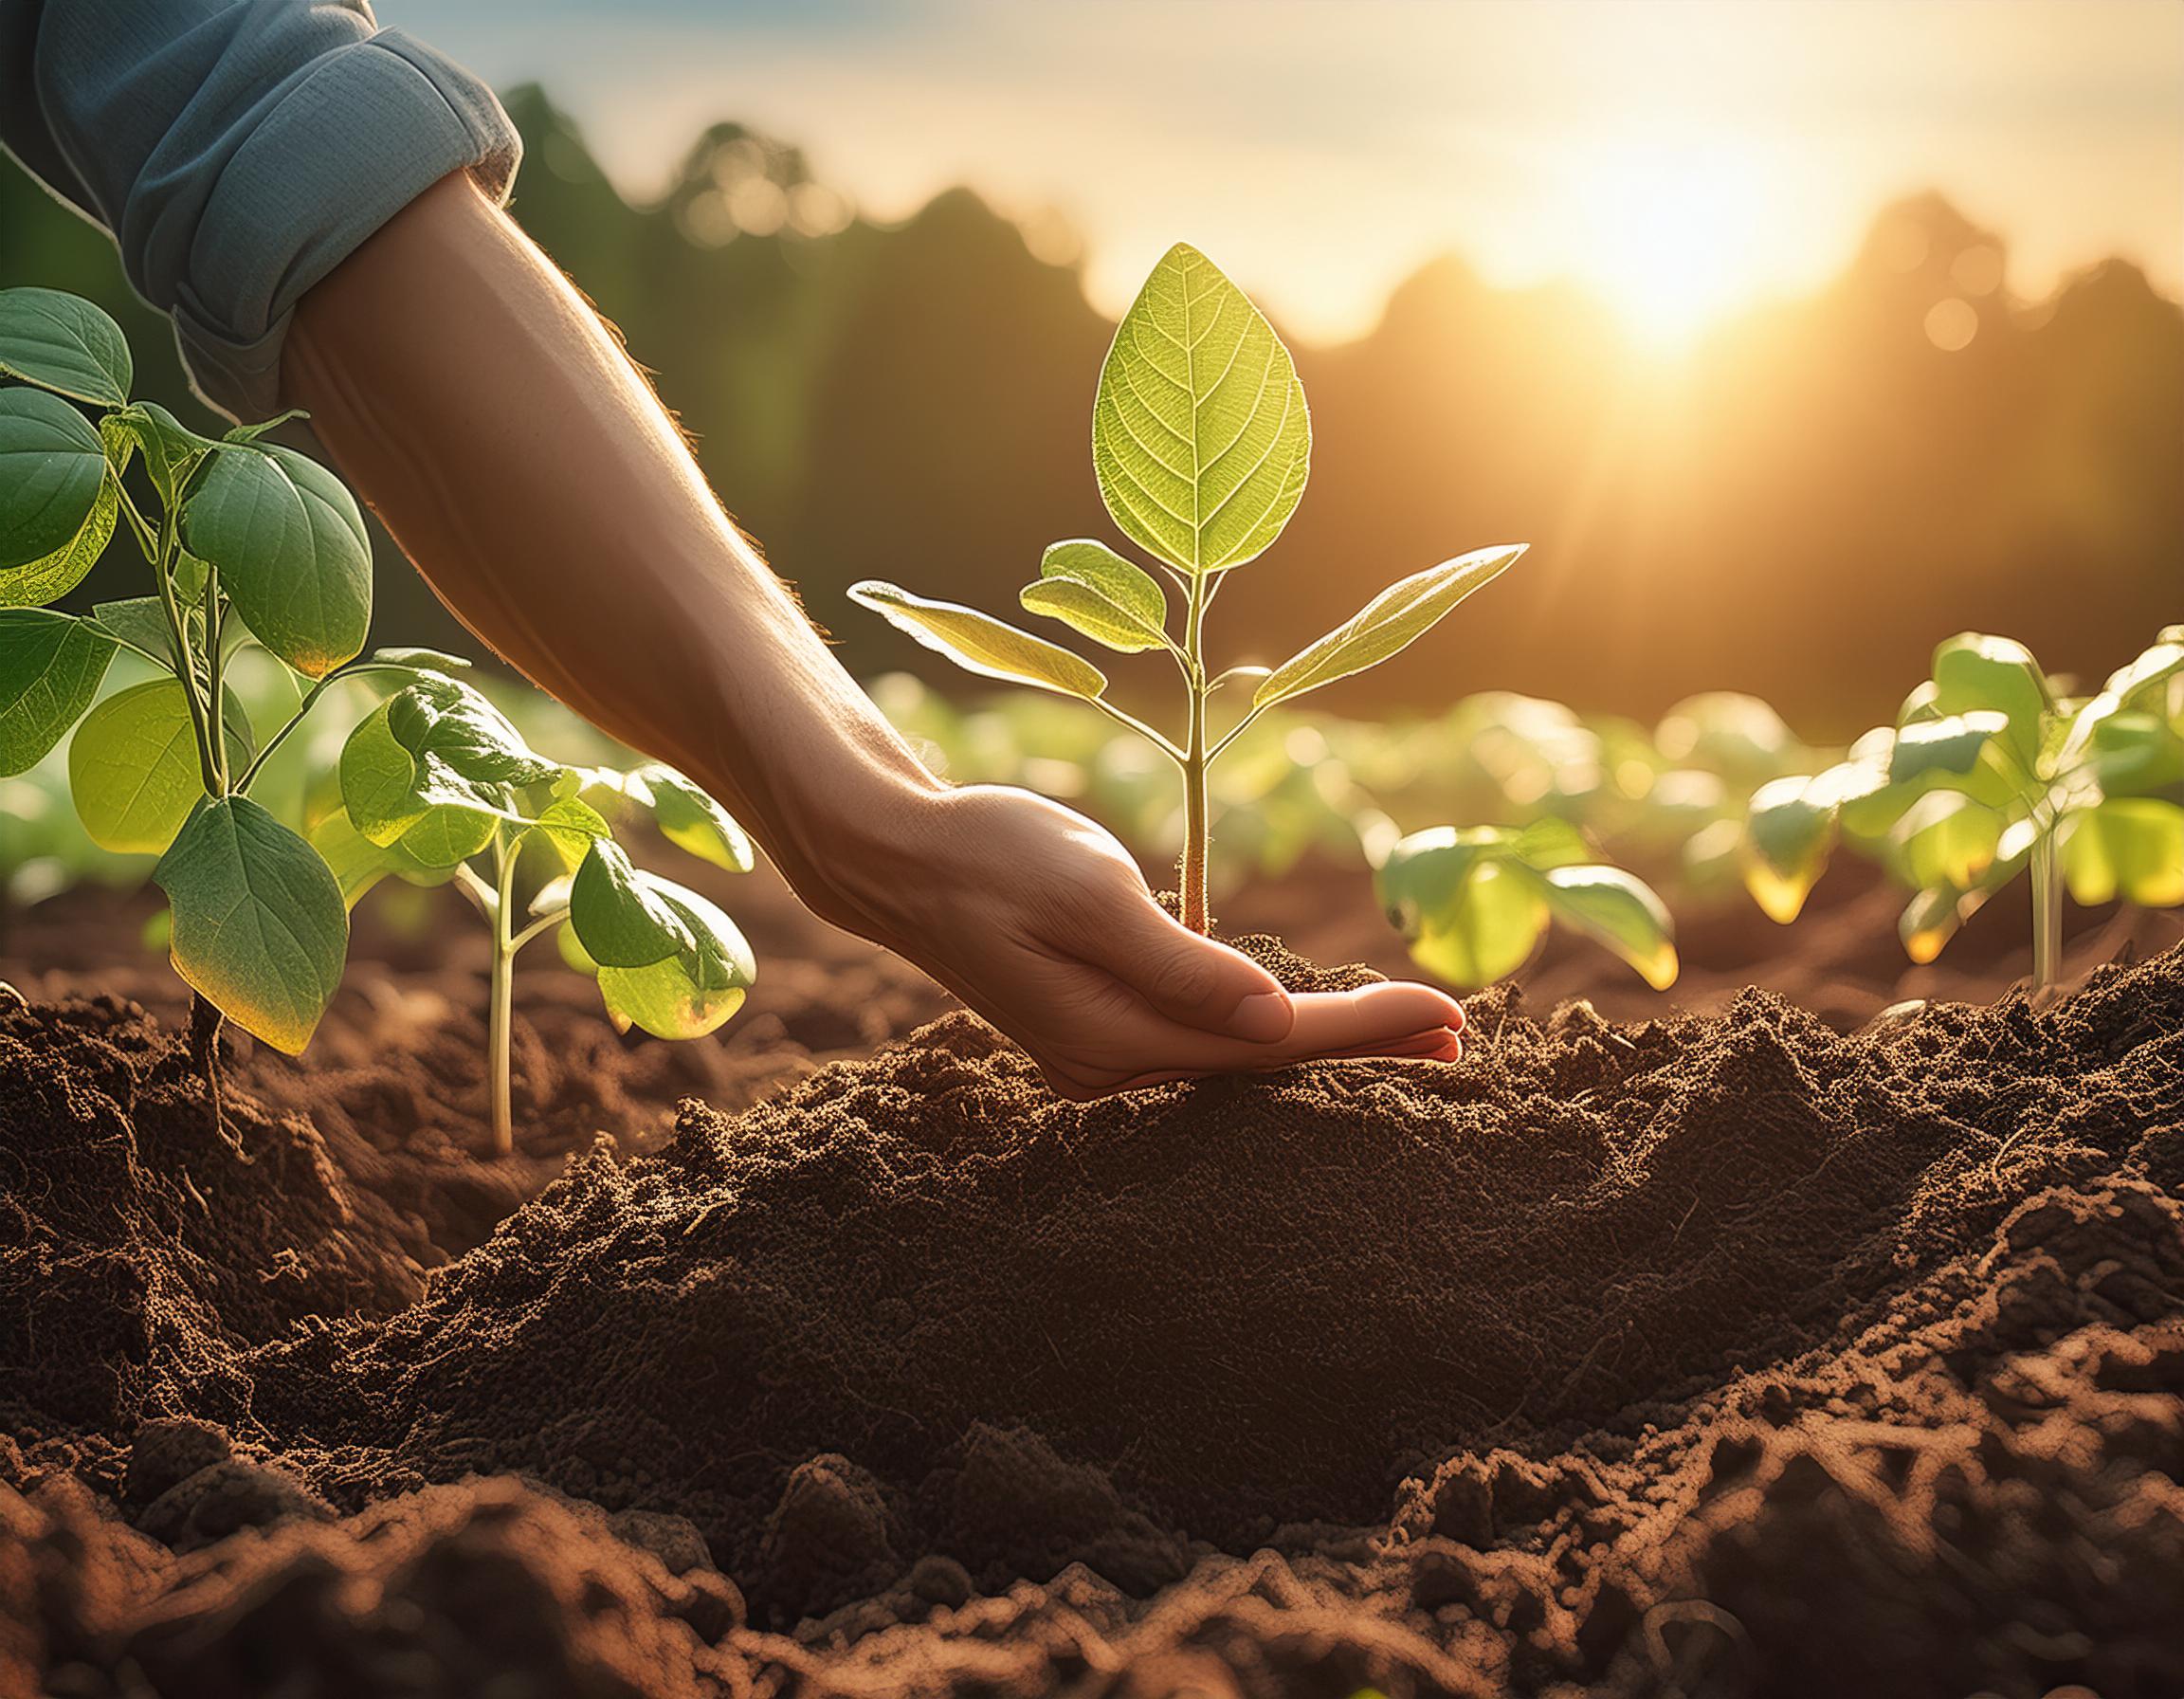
[1562,134,1777,350]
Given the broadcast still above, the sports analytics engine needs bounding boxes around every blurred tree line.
[6,86,2177,738]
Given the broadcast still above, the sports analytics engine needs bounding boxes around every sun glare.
[1566,137,1776,353]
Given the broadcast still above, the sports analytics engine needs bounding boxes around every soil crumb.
[3,942,2180,1696]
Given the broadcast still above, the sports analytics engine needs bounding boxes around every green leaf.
[1884,712,2022,807]
[2102,637,2184,709]
[569,836,700,967]
[0,387,109,580]
[1018,539,1172,653]
[1092,243,1310,575]
[0,288,131,406]
[87,597,177,667]
[1654,692,1799,783]
[68,678,252,853]
[1374,826,1547,990]
[339,674,556,847]
[623,763,753,873]
[1253,544,1525,710]
[1507,815,1594,869]
[308,805,398,908]
[2062,798,2184,907]
[394,804,499,870]
[100,402,216,508]
[154,795,347,1053]
[224,410,308,445]
[849,580,1108,701]
[1887,790,2005,893]
[526,793,613,875]
[1931,632,2048,766]
[367,645,472,671]
[1740,773,1837,923]
[595,877,755,1040]
[0,609,118,776]
[2082,710,2184,795]
[1535,865,1680,991]
[179,443,370,677]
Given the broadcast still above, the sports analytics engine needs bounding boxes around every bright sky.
[377,0,2184,346]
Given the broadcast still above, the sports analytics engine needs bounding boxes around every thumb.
[1079,897,1296,1041]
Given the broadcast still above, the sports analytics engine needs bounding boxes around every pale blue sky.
[375,0,2184,342]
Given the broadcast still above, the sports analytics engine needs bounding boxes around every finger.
[1066,897,1296,1042]
[1096,1025,1462,1094]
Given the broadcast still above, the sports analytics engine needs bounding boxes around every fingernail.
[1229,990,1293,1042]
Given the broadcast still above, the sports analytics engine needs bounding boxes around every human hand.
[813,783,1464,1100]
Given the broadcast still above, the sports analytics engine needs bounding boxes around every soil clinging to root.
[2,941,2181,1697]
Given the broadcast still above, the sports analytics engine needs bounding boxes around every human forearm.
[284,171,937,907]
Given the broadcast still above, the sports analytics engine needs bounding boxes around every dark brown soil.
[4,925,2179,1696]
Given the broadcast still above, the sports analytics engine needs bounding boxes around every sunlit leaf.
[155,795,347,1053]
[0,288,131,406]
[1931,632,2049,766]
[624,763,754,873]
[1740,773,1837,923]
[1655,691,1798,782]
[179,443,370,676]
[595,877,755,1040]
[0,387,108,580]
[69,679,252,853]
[1537,865,1679,990]
[339,674,557,847]
[1887,790,2005,893]
[2061,797,2184,907]
[1018,539,1172,653]
[393,803,499,870]
[87,596,178,667]
[1374,826,1546,990]
[1092,243,1310,574]
[527,793,613,875]
[308,805,399,908]
[100,401,216,507]
[1254,544,1525,710]
[0,608,117,776]
[850,579,1107,701]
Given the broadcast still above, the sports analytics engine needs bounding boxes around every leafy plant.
[1373,817,1679,991]
[318,669,756,1156]
[852,244,1525,931]
[0,286,465,1124]
[1742,630,2184,990]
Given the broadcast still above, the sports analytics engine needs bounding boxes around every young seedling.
[852,244,1526,932]
[1371,817,1679,991]
[317,669,755,1157]
[1742,629,2184,991]
[0,287,464,1131]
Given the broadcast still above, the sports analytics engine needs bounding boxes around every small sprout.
[855,244,1525,932]
[326,671,756,1156]
[1374,817,1679,992]
[1740,629,2184,991]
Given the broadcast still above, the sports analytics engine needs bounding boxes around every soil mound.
[253,941,2182,1623]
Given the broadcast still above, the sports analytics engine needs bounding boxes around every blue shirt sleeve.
[0,0,519,420]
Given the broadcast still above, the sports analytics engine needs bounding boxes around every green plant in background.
[851,244,1525,932]
[1742,629,2184,990]
[317,668,755,1157]
[0,286,470,1126]
[1372,817,1679,991]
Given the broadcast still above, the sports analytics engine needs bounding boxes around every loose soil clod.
[2,941,2180,1697]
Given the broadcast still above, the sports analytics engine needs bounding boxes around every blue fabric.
[0,0,519,418]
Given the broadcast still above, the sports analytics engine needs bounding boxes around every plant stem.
[203,575,228,790]
[487,834,518,1159]
[2029,821,2062,995]
[1179,569,1210,934]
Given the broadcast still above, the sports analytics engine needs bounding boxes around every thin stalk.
[2029,821,2062,995]
[486,834,519,1159]
[1179,570,1210,934]
[150,516,221,795]
[203,575,228,789]
[234,662,425,795]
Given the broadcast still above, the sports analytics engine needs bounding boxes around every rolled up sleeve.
[0,0,519,419]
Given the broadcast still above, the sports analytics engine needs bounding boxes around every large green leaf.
[594,877,755,1040]
[308,805,399,908]
[69,678,253,853]
[86,596,178,667]
[154,795,347,1053]
[0,387,109,580]
[2062,798,2184,907]
[1092,243,1310,575]
[525,793,613,876]
[1374,826,1547,990]
[568,836,701,967]
[1887,790,2005,893]
[179,443,370,676]
[0,609,117,775]
[1931,632,2049,765]
[1253,544,1525,710]
[393,804,500,870]
[1018,539,1172,653]
[849,580,1107,701]
[0,288,131,406]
